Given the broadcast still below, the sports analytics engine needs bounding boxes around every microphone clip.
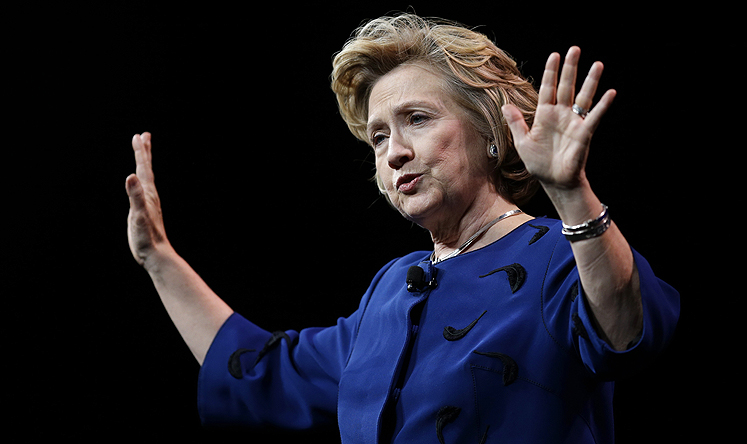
[406,265,438,292]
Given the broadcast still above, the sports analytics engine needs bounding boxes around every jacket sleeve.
[573,248,680,380]
[542,234,680,381]
[196,258,397,429]
[196,313,350,428]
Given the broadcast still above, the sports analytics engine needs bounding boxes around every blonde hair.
[331,13,539,205]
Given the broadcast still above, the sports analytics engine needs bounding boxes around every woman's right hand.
[124,133,233,363]
[125,132,172,268]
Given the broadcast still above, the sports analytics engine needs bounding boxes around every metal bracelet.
[561,204,611,241]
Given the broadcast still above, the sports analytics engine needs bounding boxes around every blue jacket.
[197,218,680,443]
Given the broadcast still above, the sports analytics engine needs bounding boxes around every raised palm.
[503,47,616,190]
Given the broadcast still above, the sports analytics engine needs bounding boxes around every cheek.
[430,144,471,186]
[374,160,392,191]
[436,126,488,182]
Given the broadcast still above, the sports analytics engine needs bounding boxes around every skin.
[126,47,642,365]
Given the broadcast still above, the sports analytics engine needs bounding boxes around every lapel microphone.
[406,265,437,292]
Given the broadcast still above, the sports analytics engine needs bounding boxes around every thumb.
[125,174,146,210]
[502,104,529,141]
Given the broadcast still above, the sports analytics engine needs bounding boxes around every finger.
[584,89,617,132]
[538,52,560,105]
[502,104,530,142]
[132,132,155,185]
[574,61,604,112]
[556,46,581,106]
[125,173,146,211]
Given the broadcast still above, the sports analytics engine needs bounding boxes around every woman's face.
[367,64,492,230]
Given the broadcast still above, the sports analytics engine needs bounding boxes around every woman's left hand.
[504,47,644,351]
[502,46,616,191]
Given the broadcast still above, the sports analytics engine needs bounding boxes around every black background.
[8,2,734,441]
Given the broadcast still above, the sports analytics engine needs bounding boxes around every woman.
[125,14,679,443]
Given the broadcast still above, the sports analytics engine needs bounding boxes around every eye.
[371,133,388,147]
[409,113,430,125]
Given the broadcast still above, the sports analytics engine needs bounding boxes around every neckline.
[428,216,542,265]
[431,209,524,264]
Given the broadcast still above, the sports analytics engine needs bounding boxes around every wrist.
[541,178,601,226]
[142,243,180,276]
[561,204,611,242]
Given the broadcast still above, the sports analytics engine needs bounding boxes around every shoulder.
[376,250,432,277]
[482,216,568,265]
[522,216,563,244]
[517,217,574,270]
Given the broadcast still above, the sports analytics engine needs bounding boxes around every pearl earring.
[488,143,500,159]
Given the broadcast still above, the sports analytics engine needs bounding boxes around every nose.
[386,133,414,169]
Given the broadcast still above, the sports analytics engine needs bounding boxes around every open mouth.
[396,173,423,193]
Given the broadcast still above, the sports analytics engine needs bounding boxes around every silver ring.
[572,104,589,119]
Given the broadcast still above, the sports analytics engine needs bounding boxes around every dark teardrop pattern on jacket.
[478,263,527,293]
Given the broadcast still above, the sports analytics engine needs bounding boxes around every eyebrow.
[366,100,439,135]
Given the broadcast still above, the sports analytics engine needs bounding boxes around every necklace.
[431,209,523,264]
